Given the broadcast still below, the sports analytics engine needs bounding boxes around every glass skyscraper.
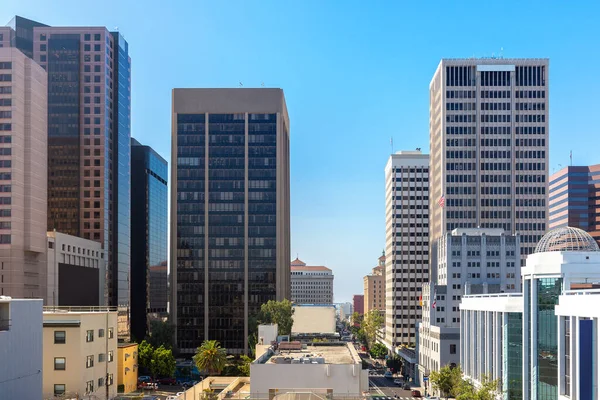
[130,138,168,342]
[5,16,132,338]
[171,88,290,354]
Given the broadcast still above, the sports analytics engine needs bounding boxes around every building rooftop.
[43,306,117,314]
[291,265,332,272]
[257,343,359,365]
[451,228,506,236]
[535,226,599,253]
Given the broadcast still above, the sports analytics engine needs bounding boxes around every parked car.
[393,378,403,385]
[142,397,160,400]
[159,377,177,385]
[166,397,180,400]
[411,390,422,398]
[403,383,411,390]
[138,382,158,390]
[384,371,393,379]
[138,376,152,383]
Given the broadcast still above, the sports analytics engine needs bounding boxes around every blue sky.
[3,1,600,302]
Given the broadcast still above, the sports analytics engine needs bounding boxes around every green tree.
[138,340,155,371]
[369,343,388,359]
[430,364,462,399]
[147,320,175,349]
[386,355,403,374]
[238,355,252,377]
[453,374,499,400]
[361,309,384,347]
[149,345,176,378]
[351,312,363,326]
[193,340,228,375]
[259,299,295,336]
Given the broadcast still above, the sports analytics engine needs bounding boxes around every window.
[86,380,94,393]
[54,331,66,344]
[54,384,66,395]
[450,344,457,354]
[108,327,114,338]
[84,33,91,41]
[40,34,46,41]
[94,33,101,41]
[86,355,94,368]
[86,330,94,342]
[98,353,105,362]
[98,377,104,388]
[108,350,114,362]
[54,357,66,370]
[0,62,11,69]
[99,328,104,337]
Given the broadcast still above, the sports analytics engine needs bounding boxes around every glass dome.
[535,226,600,253]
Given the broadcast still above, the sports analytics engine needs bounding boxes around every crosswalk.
[370,397,413,400]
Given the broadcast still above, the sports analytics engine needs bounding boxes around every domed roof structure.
[535,226,600,253]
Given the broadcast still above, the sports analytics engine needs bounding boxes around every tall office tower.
[0,48,47,298]
[171,88,290,354]
[429,58,549,267]
[131,138,168,342]
[549,164,600,248]
[384,150,429,349]
[363,253,385,314]
[290,258,334,304]
[4,16,132,337]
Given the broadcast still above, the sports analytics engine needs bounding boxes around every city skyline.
[3,2,600,302]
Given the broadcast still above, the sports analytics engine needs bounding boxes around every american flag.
[438,195,445,208]
[432,288,437,309]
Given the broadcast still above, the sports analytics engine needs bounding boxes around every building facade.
[171,88,291,354]
[363,254,385,313]
[549,164,600,248]
[384,150,429,349]
[418,228,520,385]
[131,138,168,342]
[290,258,334,304]
[4,15,132,338]
[460,293,524,400]
[43,306,118,399]
[117,342,138,394]
[458,227,600,400]
[429,58,549,267]
[352,294,364,315]
[0,298,43,399]
[47,231,106,306]
[0,47,48,299]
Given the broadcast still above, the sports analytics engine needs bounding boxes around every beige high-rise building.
[0,47,47,299]
[363,253,385,313]
[384,150,429,349]
[290,258,334,304]
[429,58,549,268]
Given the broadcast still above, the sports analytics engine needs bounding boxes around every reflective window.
[536,277,561,400]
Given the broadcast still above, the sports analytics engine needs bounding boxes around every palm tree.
[193,340,227,375]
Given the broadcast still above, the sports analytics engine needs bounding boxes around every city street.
[368,375,421,399]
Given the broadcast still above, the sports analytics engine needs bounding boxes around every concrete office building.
[459,227,600,400]
[0,47,47,299]
[429,58,549,267]
[418,228,520,386]
[384,150,429,349]
[0,297,43,399]
[131,138,168,342]
[43,306,118,399]
[47,231,106,306]
[171,88,290,354]
[290,258,334,304]
[549,164,600,248]
[4,15,132,338]
[363,253,385,313]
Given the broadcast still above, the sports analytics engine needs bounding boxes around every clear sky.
[3,1,600,303]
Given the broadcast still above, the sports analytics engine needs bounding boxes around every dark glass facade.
[111,33,132,338]
[131,138,168,342]
[504,312,522,400]
[173,94,289,355]
[536,277,561,400]
[46,34,81,235]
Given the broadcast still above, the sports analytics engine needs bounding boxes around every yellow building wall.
[117,343,138,393]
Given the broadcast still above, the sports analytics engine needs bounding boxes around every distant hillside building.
[290,258,334,304]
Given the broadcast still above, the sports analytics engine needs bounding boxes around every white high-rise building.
[384,150,429,349]
[429,58,549,267]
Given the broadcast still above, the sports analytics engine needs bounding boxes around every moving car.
[403,383,411,390]
[411,390,422,398]
[393,378,403,385]
[159,377,177,385]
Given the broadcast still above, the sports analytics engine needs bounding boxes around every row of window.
[52,375,113,397]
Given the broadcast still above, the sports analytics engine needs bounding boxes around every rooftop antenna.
[500,47,504,59]
[239,82,243,87]
[570,150,573,166]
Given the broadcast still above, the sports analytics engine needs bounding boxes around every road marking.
[369,379,384,395]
